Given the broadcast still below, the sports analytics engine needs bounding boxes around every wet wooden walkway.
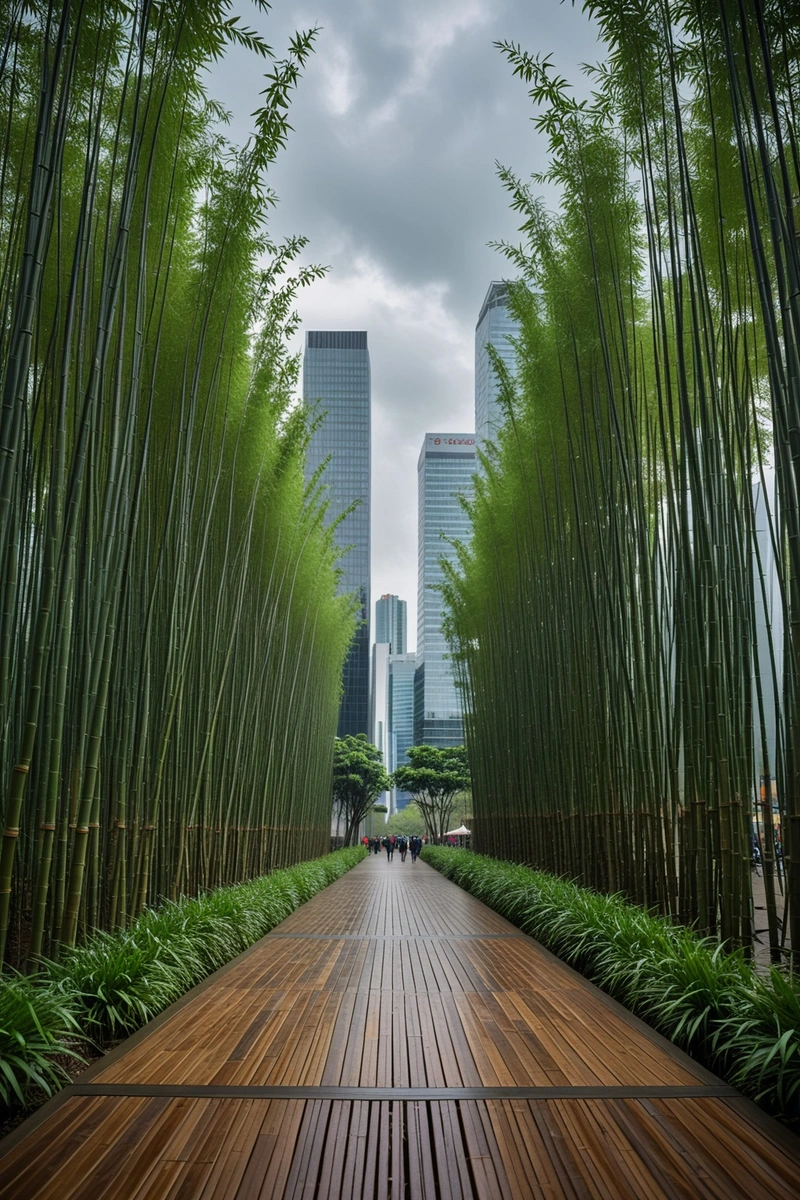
[1,854,799,1198]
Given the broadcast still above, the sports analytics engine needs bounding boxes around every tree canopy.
[382,803,426,839]
[333,736,390,847]
[392,746,470,842]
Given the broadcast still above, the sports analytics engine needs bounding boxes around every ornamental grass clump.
[53,848,367,1037]
[56,934,184,1038]
[2,848,366,1104]
[716,968,800,1111]
[0,975,82,1106]
[422,848,800,1124]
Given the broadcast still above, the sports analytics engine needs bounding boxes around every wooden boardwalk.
[1,854,799,1198]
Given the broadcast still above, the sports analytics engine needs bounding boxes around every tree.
[383,803,426,839]
[333,736,390,846]
[392,746,470,842]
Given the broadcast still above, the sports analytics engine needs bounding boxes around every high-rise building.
[303,331,371,736]
[415,434,475,747]
[388,653,415,811]
[371,642,391,811]
[475,282,519,449]
[375,594,407,654]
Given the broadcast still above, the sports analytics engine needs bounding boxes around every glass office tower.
[388,653,416,810]
[303,331,371,737]
[475,282,519,449]
[375,594,407,654]
[415,434,475,747]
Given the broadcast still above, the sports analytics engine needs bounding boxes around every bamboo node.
[2,830,19,838]
[13,764,29,774]
[40,824,56,831]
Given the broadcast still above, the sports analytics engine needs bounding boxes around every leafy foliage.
[445,0,799,960]
[392,746,470,842]
[382,803,427,838]
[333,736,390,847]
[0,848,365,1105]
[0,0,353,967]
[422,848,800,1126]
[54,848,366,1037]
[0,975,82,1107]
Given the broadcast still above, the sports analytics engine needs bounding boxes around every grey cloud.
[209,0,603,641]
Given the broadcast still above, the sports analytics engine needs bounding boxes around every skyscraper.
[371,641,391,811]
[303,331,371,736]
[388,653,416,810]
[375,594,407,654]
[415,434,475,747]
[475,281,519,449]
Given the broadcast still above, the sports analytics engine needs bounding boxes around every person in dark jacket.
[382,835,394,862]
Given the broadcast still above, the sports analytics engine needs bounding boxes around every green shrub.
[0,847,367,1102]
[56,930,186,1036]
[0,974,82,1105]
[421,847,799,1125]
[54,847,366,1036]
[716,967,800,1110]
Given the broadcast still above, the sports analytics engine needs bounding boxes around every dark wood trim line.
[69,1083,740,1101]
[266,932,527,940]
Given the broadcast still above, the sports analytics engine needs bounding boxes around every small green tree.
[392,746,470,842]
[333,735,390,846]
[383,802,426,838]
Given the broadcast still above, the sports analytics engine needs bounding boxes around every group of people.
[364,834,425,863]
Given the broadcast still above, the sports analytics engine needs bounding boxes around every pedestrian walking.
[399,837,408,863]
[383,835,394,862]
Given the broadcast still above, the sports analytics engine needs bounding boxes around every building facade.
[388,653,416,811]
[303,331,371,736]
[375,594,407,654]
[415,434,475,748]
[475,281,519,450]
[371,642,391,812]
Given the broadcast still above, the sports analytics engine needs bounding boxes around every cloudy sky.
[210,0,602,647]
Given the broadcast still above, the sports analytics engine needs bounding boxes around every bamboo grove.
[0,2,355,968]
[444,0,800,959]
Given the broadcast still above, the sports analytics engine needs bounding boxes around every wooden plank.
[256,1100,307,1199]
[312,1099,350,1199]
[283,1098,328,1199]
[390,1101,405,1200]
[459,1100,515,1200]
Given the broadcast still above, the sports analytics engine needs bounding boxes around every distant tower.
[371,642,391,811]
[415,434,476,747]
[475,282,519,449]
[388,653,416,810]
[375,594,407,654]
[303,331,371,737]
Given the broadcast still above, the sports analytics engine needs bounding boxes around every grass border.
[421,846,800,1131]
[0,847,367,1129]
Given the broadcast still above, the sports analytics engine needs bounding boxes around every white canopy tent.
[443,825,471,837]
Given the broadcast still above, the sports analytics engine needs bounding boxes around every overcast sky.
[209,1,602,647]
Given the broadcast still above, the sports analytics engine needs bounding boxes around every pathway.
[1,854,798,1197]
